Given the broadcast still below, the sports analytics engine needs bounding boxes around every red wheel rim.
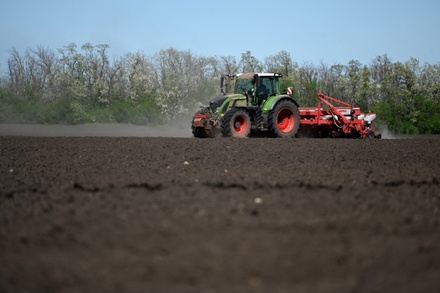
[233,115,248,134]
[277,108,294,133]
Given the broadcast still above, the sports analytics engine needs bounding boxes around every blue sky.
[1,0,439,73]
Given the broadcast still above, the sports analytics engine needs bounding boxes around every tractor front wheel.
[268,100,300,138]
[221,108,251,138]
[192,127,210,138]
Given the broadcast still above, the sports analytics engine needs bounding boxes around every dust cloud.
[376,125,395,139]
[0,123,416,139]
[0,123,193,137]
[376,125,412,139]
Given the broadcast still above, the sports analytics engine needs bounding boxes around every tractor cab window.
[234,78,254,94]
[259,77,279,97]
[257,78,271,97]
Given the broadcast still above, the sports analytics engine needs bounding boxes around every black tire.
[268,100,300,138]
[192,126,210,138]
[221,108,251,138]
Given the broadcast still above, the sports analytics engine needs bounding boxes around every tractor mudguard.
[216,94,246,115]
[261,95,300,111]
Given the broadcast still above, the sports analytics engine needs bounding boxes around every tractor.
[191,72,300,138]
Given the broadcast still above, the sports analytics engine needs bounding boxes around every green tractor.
[191,72,300,138]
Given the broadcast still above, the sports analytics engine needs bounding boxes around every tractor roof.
[236,72,282,79]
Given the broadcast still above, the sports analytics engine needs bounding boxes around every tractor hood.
[209,96,228,113]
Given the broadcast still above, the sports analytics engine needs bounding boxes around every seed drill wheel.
[268,100,300,138]
[221,108,251,138]
[367,130,376,139]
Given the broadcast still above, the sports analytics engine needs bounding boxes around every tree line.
[1,43,439,134]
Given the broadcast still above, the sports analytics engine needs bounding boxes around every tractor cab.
[234,73,282,106]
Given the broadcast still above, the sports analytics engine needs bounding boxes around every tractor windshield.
[234,78,254,94]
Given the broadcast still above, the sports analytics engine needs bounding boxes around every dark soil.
[1,135,440,293]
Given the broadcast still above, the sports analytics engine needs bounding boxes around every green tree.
[239,51,263,73]
[264,50,298,76]
[1,43,440,133]
[295,63,319,106]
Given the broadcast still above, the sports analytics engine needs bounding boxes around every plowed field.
[1,126,440,293]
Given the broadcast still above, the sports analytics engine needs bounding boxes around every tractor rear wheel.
[221,108,251,138]
[268,100,300,138]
